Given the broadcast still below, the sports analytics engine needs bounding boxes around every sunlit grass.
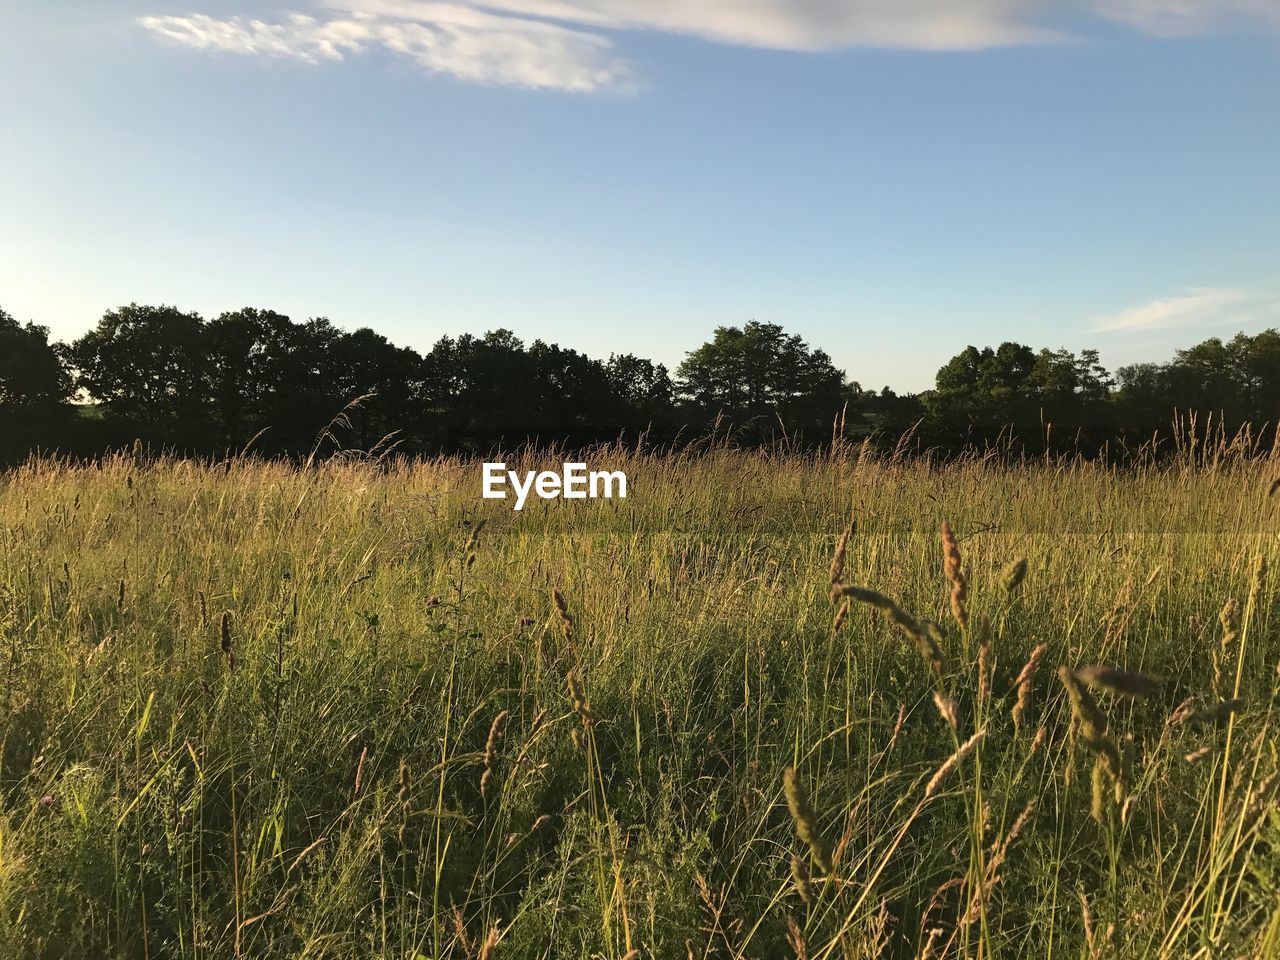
[0,445,1277,958]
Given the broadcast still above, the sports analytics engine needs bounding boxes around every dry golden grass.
[0,443,1277,958]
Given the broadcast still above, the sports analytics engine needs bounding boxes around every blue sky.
[1,1,1277,391]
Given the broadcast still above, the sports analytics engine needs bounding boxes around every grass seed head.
[1219,597,1241,640]
[933,691,960,731]
[1013,680,1034,730]
[1058,666,1108,736]
[1250,553,1268,604]
[1215,598,1240,698]
[941,521,969,629]
[1185,745,1213,763]
[786,917,808,960]
[1075,665,1161,699]
[832,598,850,632]
[463,518,486,552]
[477,924,501,960]
[782,767,832,874]
[996,798,1037,860]
[1003,558,1028,594]
[1090,756,1113,826]
[790,853,816,907]
[833,584,894,610]
[1014,644,1048,688]
[830,526,851,585]
[481,709,508,797]
[397,760,411,807]
[977,635,992,703]
[1012,645,1048,729]
[1030,725,1047,756]
[552,587,573,640]
[397,760,412,842]
[835,585,945,678]
[566,670,592,727]
[353,746,368,799]
[451,903,472,956]
[529,707,548,732]
[1166,697,1198,728]
[917,620,948,680]
[1058,667,1120,774]
[926,728,986,797]
[484,710,509,767]
[220,611,235,670]
[1185,698,1245,726]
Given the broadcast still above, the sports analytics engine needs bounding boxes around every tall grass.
[0,443,1277,958]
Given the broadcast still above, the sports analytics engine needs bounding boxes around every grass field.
[1,446,1278,959]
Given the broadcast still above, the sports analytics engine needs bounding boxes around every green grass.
[1,446,1277,959]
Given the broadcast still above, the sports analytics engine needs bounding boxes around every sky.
[1,1,1278,392]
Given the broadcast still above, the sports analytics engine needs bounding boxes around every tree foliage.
[1,307,72,410]
[924,343,1114,447]
[2,299,1279,464]
[676,321,850,439]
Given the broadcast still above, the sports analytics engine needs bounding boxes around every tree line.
[2,302,1278,464]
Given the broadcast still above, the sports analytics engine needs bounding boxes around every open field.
[1,448,1278,959]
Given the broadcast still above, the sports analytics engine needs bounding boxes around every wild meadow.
[0,443,1277,959]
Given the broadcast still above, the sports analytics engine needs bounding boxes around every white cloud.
[138,14,371,63]
[139,0,1280,93]
[1089,287,1272,334]
[1093,0,1280,38]
[339,0,1064,51]
[139,7,633,91]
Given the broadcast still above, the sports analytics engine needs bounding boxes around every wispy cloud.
[1089,287,1274,334]
[339,0,1064,52]
[138,7,634,92]
[138,0,1280,93]
[1093,0,1280,38]
[139,14,369,64]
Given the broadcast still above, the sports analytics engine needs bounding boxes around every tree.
[1113,329,1280,442]
[326,327,430,452]
[421,330,633,451]
[526,339,627,444]
[676,321,849,439]
[605,353,676,435]
[1026,347,1114,444]
[927,343,1114,452]
[69,304,211,446]
[1230,329,1280,419]
[0,306,76,465]
[0,306,72,410]
[1114,362,1175,439]
[205,308,298,448]
[927,342,1039,444]
[1163,336,1242,419]
[423,329,540,451]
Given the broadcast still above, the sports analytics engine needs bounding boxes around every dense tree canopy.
[924,344,1114,447]
[69,304,212,441]
[0,307,71,410]
[676,321,850,439]
[2,299,1278,465]
[1,307,78,461]
[1114,330,1280,432]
